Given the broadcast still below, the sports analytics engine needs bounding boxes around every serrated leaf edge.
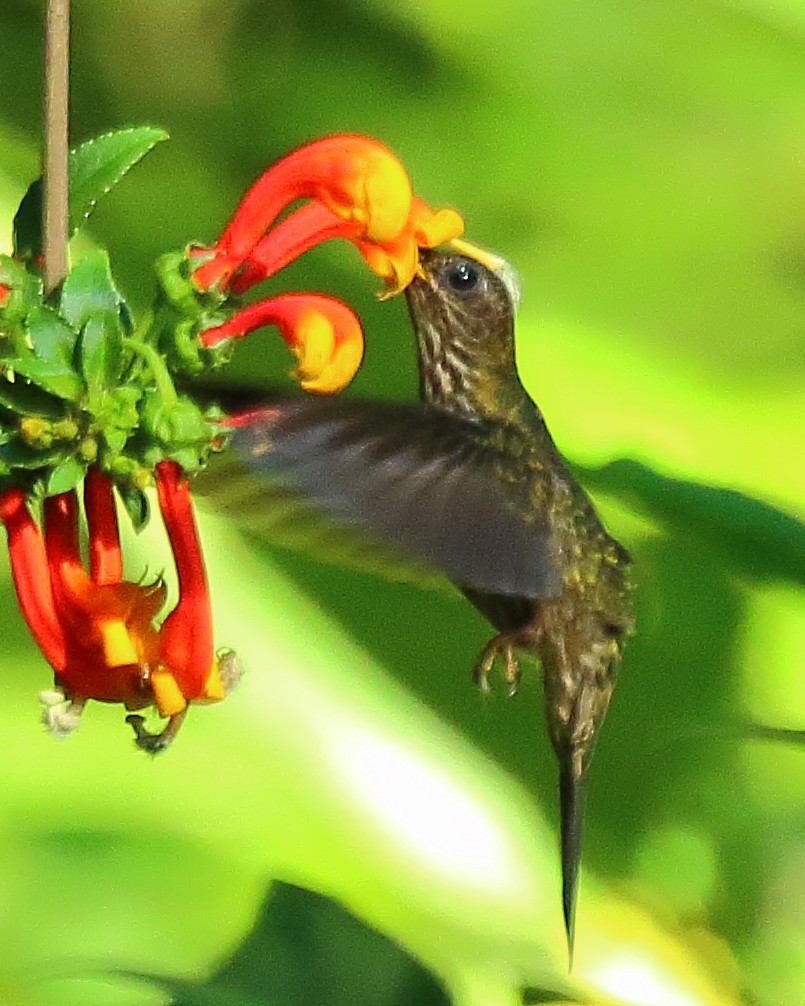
[70,126,170,229]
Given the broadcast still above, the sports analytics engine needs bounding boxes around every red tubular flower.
[84,466,123,585]
[0,489,67,672]
[193,134,416,291]
[201,293,364,394]
[191,134,464,393]
[153,460,222,708]
[229,201,363,295]
[0,467,231,750]
[193,134,464,296]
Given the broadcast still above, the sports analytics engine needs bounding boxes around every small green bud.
[52,418,79,441]
[79,437,98,462]
[132,466,152,490]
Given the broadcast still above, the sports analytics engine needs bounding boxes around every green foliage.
[0,142,229,494]
[159,883,449,1006]
[12,126,168,262]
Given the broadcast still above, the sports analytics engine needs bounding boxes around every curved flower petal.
[192,133,465,300]
[83,466,123,586]
[361,198,465,296]
[3,462,228,743]
[41,491,164,707]
[409,197,465,251]
[0,488,66,671]
[155,461,214,700]
[223,134,411,250]
[230,201,363,294]
[201,293,364,393]
[232,196,464,298]
[193,134,412,291]
[355,230,420,298]
[42,493,95,609]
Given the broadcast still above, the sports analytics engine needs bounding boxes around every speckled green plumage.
[406,249,634,958]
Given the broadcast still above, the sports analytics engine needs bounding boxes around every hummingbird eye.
[442,259,482,294]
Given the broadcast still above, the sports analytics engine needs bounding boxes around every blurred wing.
[200,396,558,599]
[195,446,455,592]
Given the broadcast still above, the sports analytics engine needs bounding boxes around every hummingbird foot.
[472,633,524,697]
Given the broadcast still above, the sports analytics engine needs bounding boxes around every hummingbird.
[199,247,633,958]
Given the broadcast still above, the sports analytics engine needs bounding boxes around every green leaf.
[45,456,87,495]
[102,427,128,455]
[10,179,43,266]
[60,249,127,402]
[10,357,83,402]
[157,883,449,1006]
[0,439,66,471]
[27,305,75,368]
[78,312,123,401]
[168,446,206,473]
[0,256,43,324]
[60,247,123,329]
[11,307,83,401]
[0,376,66,418]
[166,397,209,442]
[579,459,805,587]
[13,126,169,262]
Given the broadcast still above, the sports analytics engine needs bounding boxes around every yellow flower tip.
[98,618,139,667]
[358,234,420,297]
[357,200,464,297]
[288,303,365,394]
[321,136,411,234]
[150,669,188,718]
[411,204,465,248]
[296,135,413,246]
[358,149,413,243]
[150,654,234,718]
[200,660,226,702]
[300,334,365,393]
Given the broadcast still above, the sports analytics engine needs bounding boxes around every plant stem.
[43,0,70,295]
[121,339,179,407]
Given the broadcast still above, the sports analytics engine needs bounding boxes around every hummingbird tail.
[559,763,587,969]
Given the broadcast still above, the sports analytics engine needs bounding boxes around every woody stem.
[42,0,70,294]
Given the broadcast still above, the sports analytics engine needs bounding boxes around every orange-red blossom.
[194,134,464,394]
[0,465,228,750]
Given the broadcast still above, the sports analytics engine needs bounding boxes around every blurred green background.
[1,1,804,1004]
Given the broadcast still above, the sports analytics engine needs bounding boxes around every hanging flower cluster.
[0,236,234,750]
[0,466,232,751]
[0,130,465,750]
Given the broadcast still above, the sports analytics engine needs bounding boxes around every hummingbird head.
[404,247,527,420]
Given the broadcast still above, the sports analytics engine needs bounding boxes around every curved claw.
[472,635,523,697]
[126,709,187,754]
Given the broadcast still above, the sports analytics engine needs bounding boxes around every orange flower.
[191,135,464,394]
[0,465,235,751]
[200,293,364,395]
